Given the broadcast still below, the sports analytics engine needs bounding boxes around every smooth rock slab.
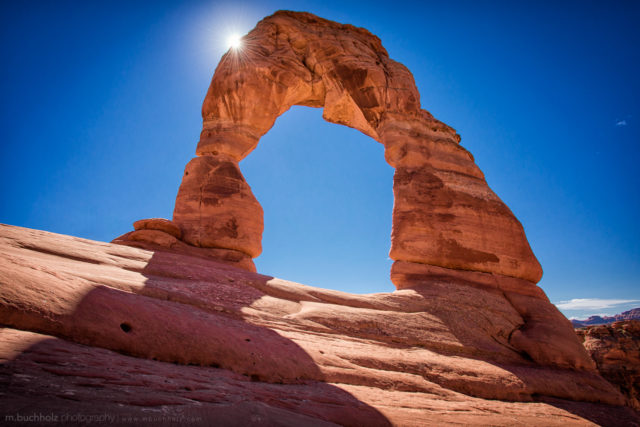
[1,224,636,426]
[4,328,638,426]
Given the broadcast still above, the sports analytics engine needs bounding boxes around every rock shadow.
[400,285,640,425]
[0,248,392,426]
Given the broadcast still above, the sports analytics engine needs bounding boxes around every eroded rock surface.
[1,224,638,425]
[116,10,541,286]
[578,320,640,411]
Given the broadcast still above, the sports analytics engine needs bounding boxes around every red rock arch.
[170,11,542,288]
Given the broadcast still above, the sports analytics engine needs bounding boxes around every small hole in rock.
[120,323,132,333]
[245,338,251,342]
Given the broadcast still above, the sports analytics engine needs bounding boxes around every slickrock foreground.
[1,224,639,425]
[577,320,640,411]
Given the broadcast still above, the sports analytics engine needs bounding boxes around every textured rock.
[2,224,638,425]
[173,155,263,258]
[133,218,182,239]
[4,329,638,427]
[114,155,262,271]
[130,10,543,284]
[112,229,256,272]
[25,9,634,425]
[577,320,640,410]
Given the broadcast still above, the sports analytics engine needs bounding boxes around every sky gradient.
[1,1,638,319]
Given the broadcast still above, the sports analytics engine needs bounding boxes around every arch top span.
[162,10,542,287]
[196,10,458,163]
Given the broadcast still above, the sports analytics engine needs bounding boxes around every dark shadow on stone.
[0,334,366,426]
[0,247,391,426]
[392,284,640,424]
[536,397,640,427]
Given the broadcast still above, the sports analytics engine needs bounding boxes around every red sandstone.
[1,224,638,425]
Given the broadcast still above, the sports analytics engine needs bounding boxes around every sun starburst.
[227,33,243,50]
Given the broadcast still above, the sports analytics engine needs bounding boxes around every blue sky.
[1,1,638,319]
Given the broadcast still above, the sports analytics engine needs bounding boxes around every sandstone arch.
[107,12,605,377]
[123,11,542,289]
[173,11,542,287]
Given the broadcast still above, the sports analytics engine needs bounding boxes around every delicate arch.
[168,11,542,286]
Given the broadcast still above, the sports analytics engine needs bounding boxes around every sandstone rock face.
[172,155,263,257]
[1,224,638,425]
[166,10,542,285]
[113,226,256,272]
[577,320,640,410]
[113,157,262,271]
[133,218,182,239]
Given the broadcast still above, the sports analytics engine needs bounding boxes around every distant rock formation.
[572,308,640,327]
[2,224,639,425]
[577,320,640,411]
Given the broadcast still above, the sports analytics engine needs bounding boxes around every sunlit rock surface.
[1,224,638,425]
[117,10,541,285]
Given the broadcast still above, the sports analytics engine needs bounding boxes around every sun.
[227,33,243,50]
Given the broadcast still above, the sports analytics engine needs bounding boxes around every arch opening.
[241,105,394,293]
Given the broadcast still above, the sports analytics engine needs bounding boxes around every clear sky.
[1,1,638,319]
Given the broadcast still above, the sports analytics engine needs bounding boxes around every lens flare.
[227,33,243,50]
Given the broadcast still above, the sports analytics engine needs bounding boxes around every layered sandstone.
[1,224,639,425]
[578,320,640,411]
[116,10,541,287]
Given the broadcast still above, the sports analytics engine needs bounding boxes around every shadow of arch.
[1,224,638,425]
[0,244,391,426]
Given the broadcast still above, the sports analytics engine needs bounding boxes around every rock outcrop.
[577,320,640,411]
[1,224,639,425]
[116,10,541,287]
